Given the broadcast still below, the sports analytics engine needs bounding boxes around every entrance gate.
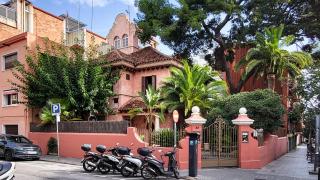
[202,117,238,167]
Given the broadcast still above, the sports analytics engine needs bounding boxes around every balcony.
[0,4,16,27]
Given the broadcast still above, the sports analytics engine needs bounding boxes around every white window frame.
[114,36,121,49]
[122,34,128,48]
[2,90,18,107]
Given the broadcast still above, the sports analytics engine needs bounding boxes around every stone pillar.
[232,107,260,169]
[185,106,207,170]
[154,115,160,131]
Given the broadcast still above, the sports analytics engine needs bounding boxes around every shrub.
[207,89,285,133]
[47,137,58,154]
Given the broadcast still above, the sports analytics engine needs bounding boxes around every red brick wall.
[33,8,64,43]
[0,23,22,41]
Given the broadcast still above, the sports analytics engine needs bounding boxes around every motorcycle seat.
[165,151,174,156]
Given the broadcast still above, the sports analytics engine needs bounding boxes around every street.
[12,145,317,180]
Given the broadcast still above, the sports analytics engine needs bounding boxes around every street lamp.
[173,110,179,147]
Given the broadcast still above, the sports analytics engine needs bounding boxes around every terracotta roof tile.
[104,46,180,67]
[118,97,146,112]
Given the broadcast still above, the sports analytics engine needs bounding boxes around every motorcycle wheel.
[120,164,133,177]
[97,164,111,174]
[173,166,180,179]
[82,158,96,172]
[141,166,156,179]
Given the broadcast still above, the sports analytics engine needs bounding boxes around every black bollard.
[189,133,200,177]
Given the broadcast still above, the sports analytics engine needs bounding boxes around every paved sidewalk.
[40,144,316,180]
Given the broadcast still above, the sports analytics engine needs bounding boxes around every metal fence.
[136,128,186,147]
[30,121,128,134]
[0,5,16,22]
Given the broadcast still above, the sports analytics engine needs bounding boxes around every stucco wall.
[106,13,139,54]
[33,8,64,43]
[29,127,193,169]
[0,38,28,135]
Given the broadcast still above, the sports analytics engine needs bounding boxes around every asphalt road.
[14,160,181,180]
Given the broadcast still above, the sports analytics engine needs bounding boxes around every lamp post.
[173,110,179,147]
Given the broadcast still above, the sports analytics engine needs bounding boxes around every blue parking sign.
[51,103,61,115]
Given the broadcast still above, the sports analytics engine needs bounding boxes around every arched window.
[122,34,128,48]
[114,36,120,49]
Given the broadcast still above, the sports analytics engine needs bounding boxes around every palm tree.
[139,86,165,131]
[236,25,312,91]
[161,60,227,118]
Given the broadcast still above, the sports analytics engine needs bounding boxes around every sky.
[0,0,304,65]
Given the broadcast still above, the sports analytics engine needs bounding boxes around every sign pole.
[172,110,179,148]
[174,122,177,148]
[56,114,60,159]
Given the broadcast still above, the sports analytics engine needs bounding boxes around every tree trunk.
[267,74,276,91]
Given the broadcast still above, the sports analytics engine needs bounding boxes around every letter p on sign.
[51,103,61,115]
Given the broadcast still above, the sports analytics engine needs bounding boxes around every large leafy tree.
[12,42,119,119]
[135,0,318,93]
[161,60,227,118]
[236,25,312,91]
[296,50,320,139]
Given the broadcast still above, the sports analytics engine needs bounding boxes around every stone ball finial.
[239,107,247,115]
[192,106,200,114]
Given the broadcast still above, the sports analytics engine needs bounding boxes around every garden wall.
[258,135,288,167]
[28,127,193,169]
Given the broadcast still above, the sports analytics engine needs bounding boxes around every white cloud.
[68,0,112,7]
[68,0,136,9]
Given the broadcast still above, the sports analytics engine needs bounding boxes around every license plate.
[26,151,37,155]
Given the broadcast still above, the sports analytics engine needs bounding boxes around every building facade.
[0,0,176,136]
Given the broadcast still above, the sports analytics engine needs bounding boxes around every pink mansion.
[0,0,179,136]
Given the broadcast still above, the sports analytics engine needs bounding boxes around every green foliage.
[47,137,57,154]
[151,128,177,147]
[39,98,81,125]
[236,25,312,82]
[136,0,318,93]
[12,42,119,119]
[288,103,304,124]
[138,86,165,131]
[161,60,227,117]
[207,89,285,133]
[296,50,320,138]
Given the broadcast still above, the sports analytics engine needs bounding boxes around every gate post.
[185,106,207,176]
[232,107,260,169]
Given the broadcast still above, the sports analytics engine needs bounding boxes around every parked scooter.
[141,147,179,179]
[120,147,155,177]
[95,144,132,174]
[80,144,100,172]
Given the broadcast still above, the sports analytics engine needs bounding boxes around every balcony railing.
[0,4,16,27]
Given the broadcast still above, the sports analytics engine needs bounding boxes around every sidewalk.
[40,155,80,166]
[40,144,316,180]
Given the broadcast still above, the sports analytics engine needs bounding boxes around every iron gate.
[202,117,238,167]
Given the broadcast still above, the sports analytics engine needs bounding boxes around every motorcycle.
[80,144,100,172]
[141,147,179,179]
[0,161,15,180]
[120,147,155,177]
[95,144,132,174]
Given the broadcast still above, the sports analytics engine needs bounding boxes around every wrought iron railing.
[136,128,186,147]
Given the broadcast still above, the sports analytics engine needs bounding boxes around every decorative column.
[185,106,207,175]
[154,115,160,131]
[232,107,260,169]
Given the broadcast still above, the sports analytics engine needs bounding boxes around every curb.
[40,158,80,166]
